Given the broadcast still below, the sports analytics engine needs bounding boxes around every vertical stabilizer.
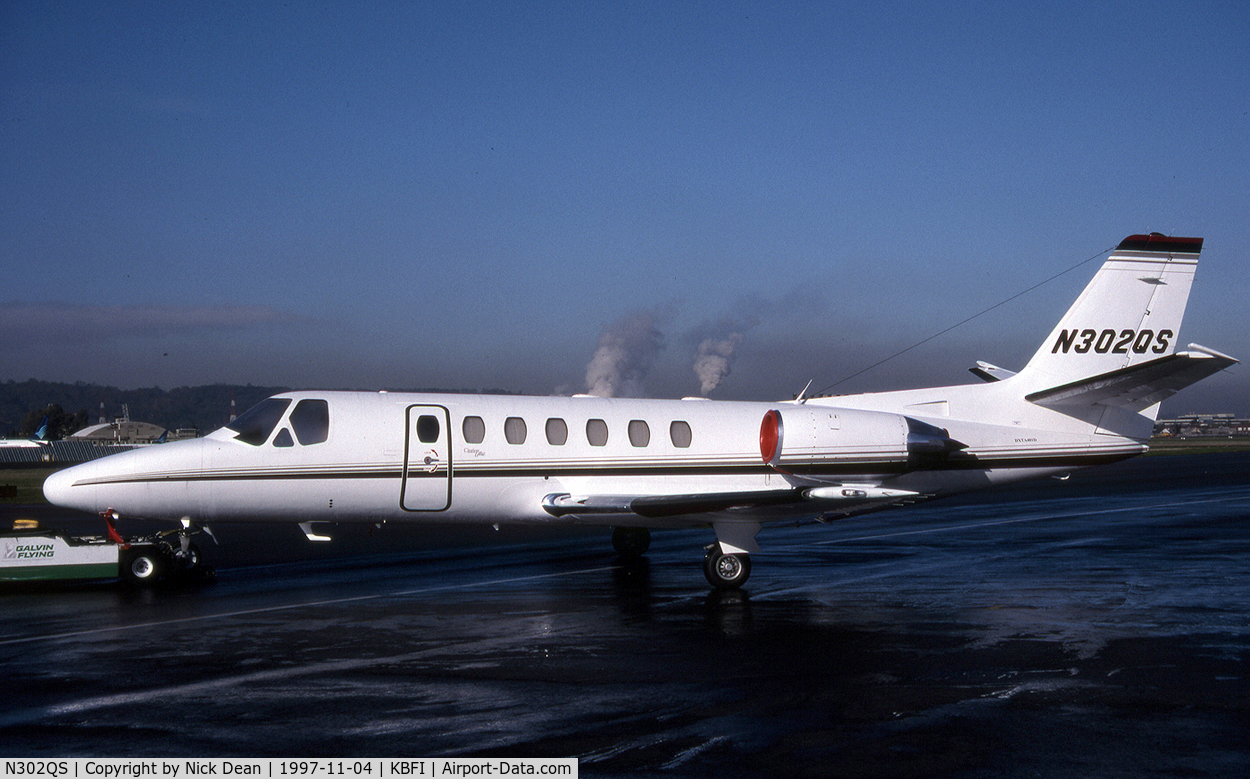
[1018,234,1202,390]
[32,415,50,443]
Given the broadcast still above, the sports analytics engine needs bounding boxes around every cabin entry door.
[401,404,452,511]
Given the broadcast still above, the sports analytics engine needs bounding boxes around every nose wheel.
[704,547,751,590]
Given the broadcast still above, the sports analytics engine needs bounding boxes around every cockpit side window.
[289,399,330,445]
[226,398,292,446]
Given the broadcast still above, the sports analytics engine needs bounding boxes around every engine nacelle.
[759,407,963,476]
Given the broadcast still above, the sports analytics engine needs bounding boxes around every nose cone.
[43,464,100,514]
[42,438,209,521]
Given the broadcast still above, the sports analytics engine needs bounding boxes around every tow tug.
[1,511,214,585]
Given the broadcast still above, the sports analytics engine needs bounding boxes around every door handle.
[421,449,440,472]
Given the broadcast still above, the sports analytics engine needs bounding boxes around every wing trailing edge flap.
[1025,344,1238,412]
[541,484,921,521]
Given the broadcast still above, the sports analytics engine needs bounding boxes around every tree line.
[1,380,288,439]
[1,380,522,440]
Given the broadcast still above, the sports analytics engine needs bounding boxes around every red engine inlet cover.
[760,409,782,466]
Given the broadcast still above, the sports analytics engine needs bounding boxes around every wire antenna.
[812,243,1115,396]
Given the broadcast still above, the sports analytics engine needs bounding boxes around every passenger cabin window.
[289,399,329,445]
[416,415,440,444]
[462,416,486,444]
[226,398,291,446]
[628,420,650,447]
[586,419,608,446]
[504,417,527,445]
[670,420,692,448]
[545,418,568,445]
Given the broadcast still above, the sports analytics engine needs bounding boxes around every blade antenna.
[793,379,814,404]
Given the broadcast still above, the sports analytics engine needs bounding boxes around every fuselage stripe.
[73,447,1144,487]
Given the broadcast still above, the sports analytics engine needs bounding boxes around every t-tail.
[1013,233,1236,438]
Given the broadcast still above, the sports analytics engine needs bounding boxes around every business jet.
[43,234,1236,588]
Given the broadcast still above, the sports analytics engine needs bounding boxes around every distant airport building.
[0,404,197,467]
[69,419,167,444]
[1154,413,1250,438]
[68,404,167,444]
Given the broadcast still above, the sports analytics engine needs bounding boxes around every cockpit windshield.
[290,399,329,445]
[226,398,292,446]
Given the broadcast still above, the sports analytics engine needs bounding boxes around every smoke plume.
[584,309,668,397]
[687,311,760,396]
[693,333,744,395]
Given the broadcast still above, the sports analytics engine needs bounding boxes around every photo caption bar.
[1,760,576,779]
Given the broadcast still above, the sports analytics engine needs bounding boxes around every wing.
[541,484,921,522]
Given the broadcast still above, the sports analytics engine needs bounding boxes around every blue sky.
[3,1,1248,413]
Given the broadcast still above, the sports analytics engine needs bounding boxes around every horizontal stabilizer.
[1025,344,1237,412]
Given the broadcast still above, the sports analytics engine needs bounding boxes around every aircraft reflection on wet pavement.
[4,453,1249,776]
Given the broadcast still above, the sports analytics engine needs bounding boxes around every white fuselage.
[41,385,1140,529]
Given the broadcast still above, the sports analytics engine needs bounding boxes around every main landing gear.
[703,546,751,590]
[612,526,651,559]
[703,520,760,590]
[611,523,758,590]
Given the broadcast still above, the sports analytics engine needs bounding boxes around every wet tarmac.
[2,453,1248,777]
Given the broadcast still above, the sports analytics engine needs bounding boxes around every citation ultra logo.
[1052,328,1173,355]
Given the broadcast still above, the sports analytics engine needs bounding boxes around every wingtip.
[1181,344,1239,365]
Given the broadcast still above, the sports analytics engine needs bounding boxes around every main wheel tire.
[121,548,165,585]
[703,549,751,590]
[612,527,651,559]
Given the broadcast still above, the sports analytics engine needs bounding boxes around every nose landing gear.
[101,510,216,586]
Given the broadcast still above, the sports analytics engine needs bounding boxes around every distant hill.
[0,380,523,439]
